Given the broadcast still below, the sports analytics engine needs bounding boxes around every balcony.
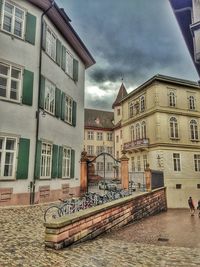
[124,138,149,152]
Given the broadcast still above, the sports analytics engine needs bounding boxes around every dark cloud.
[57,0,198,110]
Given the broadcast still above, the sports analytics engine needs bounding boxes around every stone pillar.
[145,163,151,192]
[120,150,129,190]
[80,150,88,195]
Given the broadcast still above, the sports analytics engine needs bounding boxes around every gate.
[129,171,146,192]
[87,152,121,193]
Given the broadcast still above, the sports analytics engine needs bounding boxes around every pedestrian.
[188,196,195,216]
[197,200,200,218]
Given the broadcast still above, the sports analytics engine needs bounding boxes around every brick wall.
[44,187,167,249]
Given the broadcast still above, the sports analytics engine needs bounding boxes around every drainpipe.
[31,0,55,205]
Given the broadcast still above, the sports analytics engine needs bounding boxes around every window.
[96,146,104,155]
[66,51,73,78]
[190,120,199,140]
[194,154,200,171]
[62,147,71,178]
[141,121,146,139]
[0,136,17,178]
[116,151,119,159]
[137,156,141,171]
[40,142,52,178]
[107,147,113,155]
[189,96,195,110]
[116,135,119,143]
[87,131,94,140]
[65,95,73,124]
[129,102,134,117]
[2,1,25,38]
[87,145,94,156]
[173,153,181,171]
[117,108,120,115]
[0,62,22,102]
[46,27,56,60]
[107,132,112,141]
[131,157,135,172]
[131,125,135,141]
[176,184,182,189]
[169,91,176,107]
[140,96,145,111]
[44,79,55,114]
[197,184,200,189]
[136,123,140,140]
[96,162,103,171]
[97,132,103,141]
[170,117,179,139]
[143,155,148,170]
[107,162,113,171]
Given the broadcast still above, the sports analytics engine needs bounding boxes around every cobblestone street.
[0,205,200,267]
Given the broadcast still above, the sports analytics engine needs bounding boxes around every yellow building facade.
[120,74,200,208]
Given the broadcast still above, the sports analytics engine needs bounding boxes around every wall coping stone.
[44,187,166,229]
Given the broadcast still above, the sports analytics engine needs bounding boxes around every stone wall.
[44,187,167,249]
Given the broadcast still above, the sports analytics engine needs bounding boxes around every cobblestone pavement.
[0,205,200,267]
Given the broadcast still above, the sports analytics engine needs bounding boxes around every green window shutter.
[35,140,42,179]
[70,149,75,178]
[56,39,62,66]
[51,145,58,178]
[55,88,61,118]
[0,0,3,21]
[58,146,63,178]
[39,75,45,109]
[16,138,30,179]
[61,46,66,71]
[73,59,79,82]
[61,92,66,121]
[72,100,77,127]
[25,13,36,45]
[42,21,47,50]
[22,69,34,106]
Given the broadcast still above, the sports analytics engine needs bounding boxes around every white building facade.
[0,0,95,205]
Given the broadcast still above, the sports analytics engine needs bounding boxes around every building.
[84,108,114,180]
[115,74,200,208]
[169,0,200,76]
[0,0,95,205]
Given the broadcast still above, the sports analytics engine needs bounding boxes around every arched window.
[190,119,198,140]
[189,96,195,110]
[141,121,146,139]
[136,123,140,140]
[170,117,178,138]
[130,125,135,141]
[140,96,145,111]
[169,92,176,107]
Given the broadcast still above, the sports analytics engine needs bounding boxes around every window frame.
[194,154,200,172]
[169,91,176,107]
[188,95,195,110]
[0,135,18,179]
[87,131,94,140]
[62,147,71,179]
[129,102,134,117]
[190,119,199,141]
[97,132,103,141]
[44,79,56,115]
[64,95,73,124]
[87,145,94,156]
[140,95,145,112]
[1,1,25,39]
[46,26,57,61]
[141,121,146,139]
[170,117,179,139]
[0,61,22,102]
[173,153,181,172]
[107,132,113,141]
[40,142,53,179]
[136,123,140,140]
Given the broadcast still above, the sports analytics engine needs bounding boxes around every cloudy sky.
[57,0,199,110]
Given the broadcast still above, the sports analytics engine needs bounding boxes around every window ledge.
[0,97,22,105]
[0,29,24,42]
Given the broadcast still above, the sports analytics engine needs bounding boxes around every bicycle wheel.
[44,205,62,222]
[60,203,71,215]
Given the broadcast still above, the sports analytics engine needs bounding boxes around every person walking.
[197,200,200,218]
[188,196,195,216]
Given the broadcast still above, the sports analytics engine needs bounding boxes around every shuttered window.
[22,69,34,106]
[25,12,36,44]
[0,136,17,179]
[51,144,58,178]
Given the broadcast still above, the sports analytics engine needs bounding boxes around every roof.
[112,83,128,108]
[85,109,114,130]
[122,74,199,103]
[169,0,200,76]
[28,0,95,68]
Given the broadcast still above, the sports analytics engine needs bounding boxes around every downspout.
[31,0,55,205]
